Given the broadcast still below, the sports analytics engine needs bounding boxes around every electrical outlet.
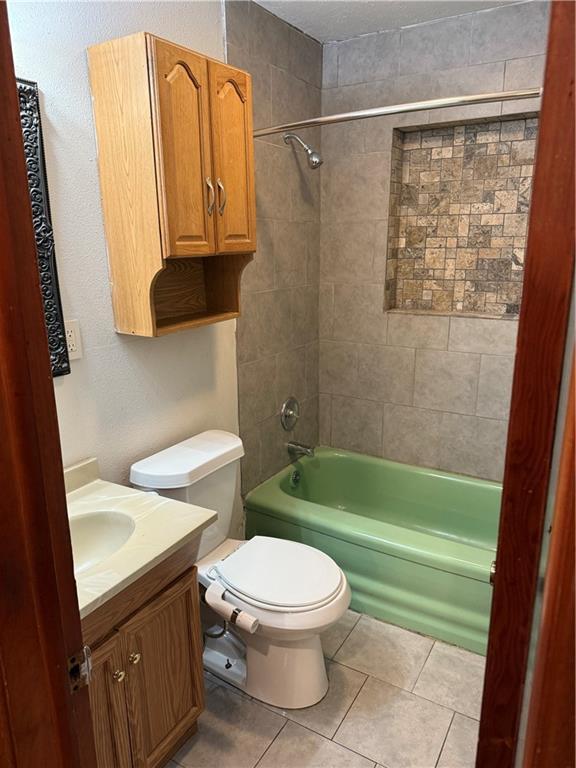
[65,320,83,361]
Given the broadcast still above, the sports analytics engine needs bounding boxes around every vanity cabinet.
[88,568,204,768]
[88,33,256,336]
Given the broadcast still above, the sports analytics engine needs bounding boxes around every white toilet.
[130,430,350,709]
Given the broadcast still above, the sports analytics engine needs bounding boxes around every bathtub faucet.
[286,441,315,460]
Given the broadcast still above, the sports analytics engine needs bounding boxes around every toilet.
[130,430,350,709]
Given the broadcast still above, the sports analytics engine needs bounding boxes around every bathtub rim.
[245,447,500,585]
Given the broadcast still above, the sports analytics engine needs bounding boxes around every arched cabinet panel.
[209,63,256,253]
[151,41,215,256]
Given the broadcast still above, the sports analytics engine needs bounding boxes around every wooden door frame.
[0,6,96,767]
[522,362,575,768]
[476,1,575,766]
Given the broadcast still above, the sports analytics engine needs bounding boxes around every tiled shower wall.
[226,1,322,493]
[387,118,538,314]
[319,1,549,481]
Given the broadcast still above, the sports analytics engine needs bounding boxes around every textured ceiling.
[254,0,518,42]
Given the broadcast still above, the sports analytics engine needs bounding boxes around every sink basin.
[69,511,136,575]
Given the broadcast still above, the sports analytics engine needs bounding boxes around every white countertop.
[66,461,217,618]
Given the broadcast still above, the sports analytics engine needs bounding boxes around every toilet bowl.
[198,536,350,708]
[130,431,350,709]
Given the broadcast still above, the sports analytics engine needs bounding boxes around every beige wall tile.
[332,284,388,344]
[322,42,338,89]
[449,317,518,355]
[469,1,549,65]
[319,341,358,396]
[249,1,291,69]
[331,396,383,455]
[256,289,294,357]
[414,350,480,414]
[275,346,307,405]
[239,424,261,495]
[319,284,335,339]
[477,354,514,419]
[382,404,443,467]
[337,29,400,86]
[387,313,449,349]
[504,54,546,90]
[322,153,390,222]
[238,355,277,430]
[319,393,332,444]
[399,15,472,76]
[357,344,415,404]
[289,27,323,89]
[438,412,507,480]
[321,221,377,282]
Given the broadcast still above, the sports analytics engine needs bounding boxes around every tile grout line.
[329,670,370,743]
[294,717,380,765]
[329,612,362,659]
[411,638,436,693]
[253,718,289,768]
[434,710,456,768]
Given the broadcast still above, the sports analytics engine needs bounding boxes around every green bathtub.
[245,447,501,654]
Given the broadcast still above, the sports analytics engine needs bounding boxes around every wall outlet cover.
[65,319,83,360]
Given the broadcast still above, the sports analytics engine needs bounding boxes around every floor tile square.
[321,609,361,658]
[267,661,367,738]
[258,720,375,768]
[320,610,360,659]
[335,615,434,689]
[335,676,453,768]
[413,642,485,719]
[437,714,479,768]
[173,686,285,768]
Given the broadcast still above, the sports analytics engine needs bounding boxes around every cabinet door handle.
[206,177,215,216]
[217,178,226,215]
[112,669,126,683]
[128,652,142,665]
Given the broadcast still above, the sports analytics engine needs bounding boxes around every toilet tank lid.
[130,430,244,489]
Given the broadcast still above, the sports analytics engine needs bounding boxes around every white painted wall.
[7,1,239,485]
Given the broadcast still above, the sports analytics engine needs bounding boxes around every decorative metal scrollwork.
[17,78,70,377]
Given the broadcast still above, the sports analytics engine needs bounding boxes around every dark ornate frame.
[17,78,69,376]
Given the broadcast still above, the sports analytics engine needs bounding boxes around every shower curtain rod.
[252,88,541,137]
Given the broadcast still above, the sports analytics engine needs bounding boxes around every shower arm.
[283,133,312,153]
[253,88,542,138]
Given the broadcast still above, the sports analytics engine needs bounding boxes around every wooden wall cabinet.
[88,569,204,768]
[88,33,256,336]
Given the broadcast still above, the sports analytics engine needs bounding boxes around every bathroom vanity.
[66,459,216,768]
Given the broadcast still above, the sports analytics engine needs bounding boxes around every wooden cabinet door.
[149,37,216,257]
[89,635,133,768]
[121,570,204,768]
[208,61,257,253]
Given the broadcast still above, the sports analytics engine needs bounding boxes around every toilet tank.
[130,431,244,559]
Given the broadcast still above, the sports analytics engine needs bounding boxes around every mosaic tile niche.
[386,118,538,315]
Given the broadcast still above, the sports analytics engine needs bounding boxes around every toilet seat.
[210,536,344,613]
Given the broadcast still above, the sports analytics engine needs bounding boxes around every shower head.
[283,132,323,170]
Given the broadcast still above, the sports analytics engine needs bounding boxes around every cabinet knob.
[112,669,126,683]
[128,652,142,665]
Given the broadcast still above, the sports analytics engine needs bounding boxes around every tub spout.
[286,441,315,460]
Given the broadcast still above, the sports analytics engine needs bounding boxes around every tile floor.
[169,611,485,768]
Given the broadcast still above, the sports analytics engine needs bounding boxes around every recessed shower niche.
[385,118,538,315]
